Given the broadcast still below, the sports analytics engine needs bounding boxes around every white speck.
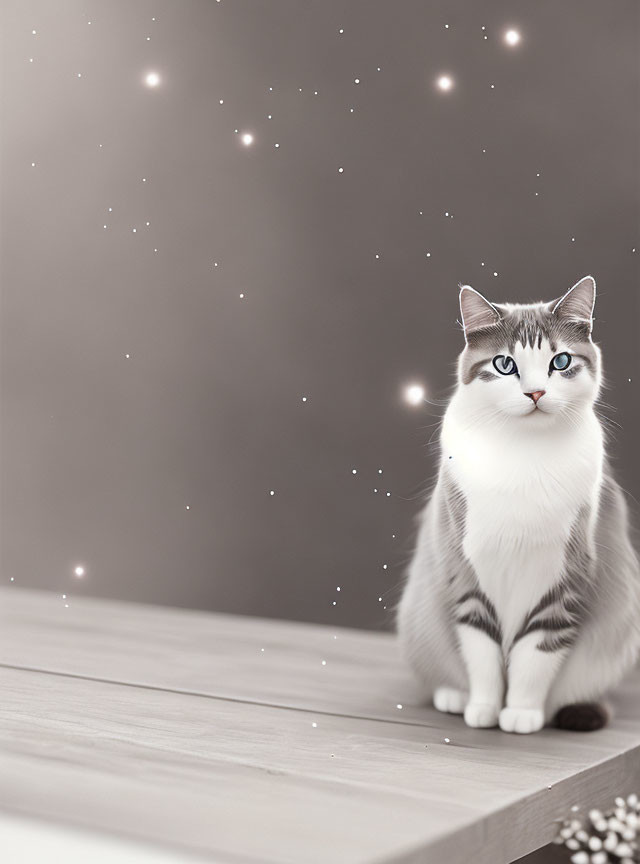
[132,228,136,233]
[74,566,85,577]
[378,469,383,474]
[10,577,14,582]
[378,597,382,601]
[146,222,150,226]
[354,78,360,84]
[436,75,453,91]
[336,586,340,591]
[62,594,66,599]
[214,262,218,267]
[375,253,380,259]
[274,143,280,148]
[338,166,344,173]
[301,396,307,402]
[397,703,403,709]
[493,271,498,276]
[29,58,33,62]
[332,601,336,605]
[125,353,130,359]
[383,564,388,570]
[426,252,431,257]
[185,505,190,510]
[338,28,344,34]
[142,178,146,182]
[404,383,425,405]
[145,71,160,87]
[260,647,264,652]
[490,83,495,89]
[32,29,37,35]
[504,29,521,46]
[241,132,254,146]
[77,73,82,78]
[444,24,449,29]
[444,737,450,744]
[269,490,275,496]
[239,293,244,299]
[65,604,69,608]
[352,468,357,474]
[321,660,326,666]
[386,491,391,497]
[312,722,318,727]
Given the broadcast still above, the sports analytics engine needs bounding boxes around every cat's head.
[457,276,601,423]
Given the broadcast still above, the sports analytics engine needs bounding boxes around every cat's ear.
[551,276,596,333]
[459,285,501,340]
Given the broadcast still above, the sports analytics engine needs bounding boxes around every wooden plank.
[1,665,640,864]
[0,587,424,722]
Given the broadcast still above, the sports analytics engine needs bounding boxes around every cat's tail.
[553,702,609,732]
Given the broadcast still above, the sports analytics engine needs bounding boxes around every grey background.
[1,0,638,631]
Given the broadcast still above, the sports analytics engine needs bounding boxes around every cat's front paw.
[464,701,500,728]
[499,707,545,734]
[434,687,468,715]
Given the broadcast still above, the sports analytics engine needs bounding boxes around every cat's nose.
[525,390,546,404]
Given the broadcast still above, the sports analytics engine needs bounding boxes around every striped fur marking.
[512,581,582,653]
[456,588,502,644]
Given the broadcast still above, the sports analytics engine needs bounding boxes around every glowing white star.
[241,132,254,146]
[404,384,426,406]
[504,29,521,46]
[74,565,85,577]
[436,75,454,92]
[145,72,160,88]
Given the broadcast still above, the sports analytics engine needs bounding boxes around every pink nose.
[525,390,545,404]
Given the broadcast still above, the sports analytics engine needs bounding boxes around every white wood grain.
[1,588,639,863]
[0,587,423,722]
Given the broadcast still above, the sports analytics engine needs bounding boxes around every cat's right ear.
[459,285,501,341]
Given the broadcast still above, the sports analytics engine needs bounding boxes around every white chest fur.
[441,396,603,638]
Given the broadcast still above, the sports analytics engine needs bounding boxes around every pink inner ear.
[460,287,500,334]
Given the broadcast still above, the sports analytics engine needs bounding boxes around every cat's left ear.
[551,275,596,334]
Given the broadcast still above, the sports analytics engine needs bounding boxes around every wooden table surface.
[0,587,639,864]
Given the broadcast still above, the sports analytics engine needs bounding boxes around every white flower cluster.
[555,794,639,863]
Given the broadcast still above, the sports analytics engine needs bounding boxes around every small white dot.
[386,491,391,497]
[241,132,254,146]
[125,353,130,359]
[383,564,388,570]
[482,148,486,153]
[378,469,383,474]
[504,29,521,46]
[444,737,450,744]
[239,293,244,299]
[301,396,307,402]
[62,594,66,599]
[374,488,378,493]
[336,586,340,591]
[74,566,85,577]
[378,597,382,601]
[132,228,137,233]
[338,28,344,34]
[436,75,453,91]
[490,83,495,89]
[493,271,498,276]
[321,660,326,666]
[404,383,425,405]
[213,262,218,267]
[396,703,403,709]
[269,490,275,496]
[312,722,318,727]
[146,221,150,226]
[338,167,344,173]
[377,67,381,71]
[32,29,36,35]
[146,36,150,41]
[145,72,160,87]
[426,252,431,257]
[274,143,280,148]
[185,505,190,510]
[29,58,34,63]
[10,577,15,582]
[260,647,264,652]
[571,237,575,242]
[31,162,36,167]
[354,78,360,84]
[375,253,380,259]
[142,178,146,182]
[351,468,357,474]
[77,72,82,78]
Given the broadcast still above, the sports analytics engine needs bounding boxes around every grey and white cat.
[397,276,640,733]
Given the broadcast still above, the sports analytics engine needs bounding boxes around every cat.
[397,276,640,733]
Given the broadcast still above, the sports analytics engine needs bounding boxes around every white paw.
[433,687,468,715]
[499,707,545,734]
[464,701,500,728]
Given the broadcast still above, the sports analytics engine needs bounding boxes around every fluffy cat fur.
[397,276,640,734]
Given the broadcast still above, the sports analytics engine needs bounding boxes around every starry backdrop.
[1,0,638,630]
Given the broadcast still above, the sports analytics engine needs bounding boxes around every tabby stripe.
[456,589,499,623]
[538,630,579,653]
[457,612,502,645]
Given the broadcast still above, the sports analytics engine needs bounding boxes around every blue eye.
[551,352,571,371]
[492,355,517,375]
